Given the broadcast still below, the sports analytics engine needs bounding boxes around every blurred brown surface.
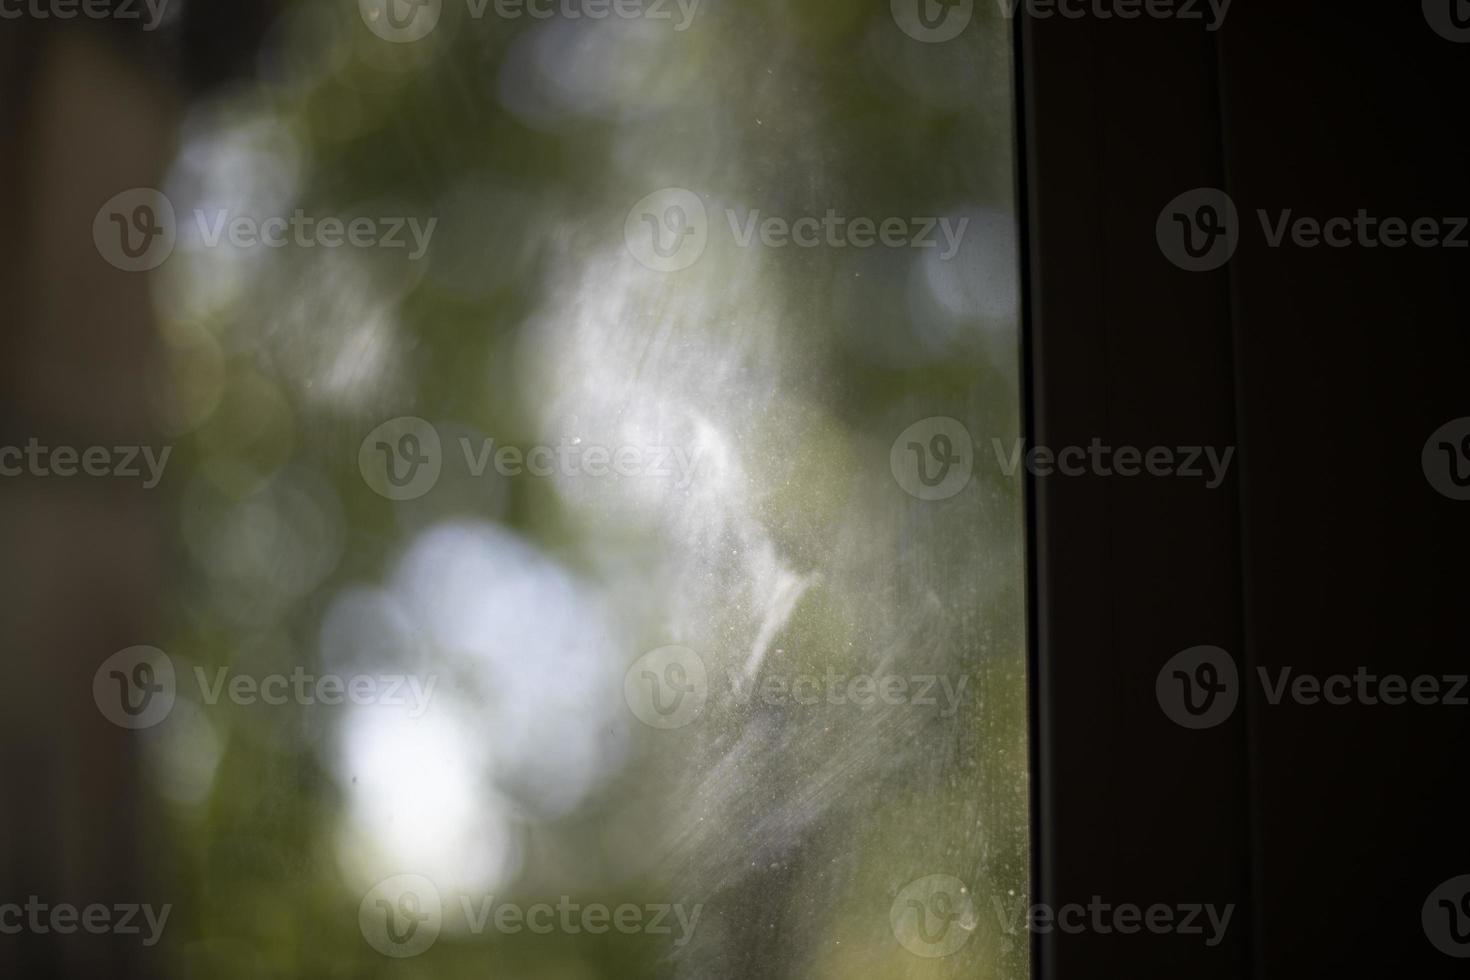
[1,26,172,980]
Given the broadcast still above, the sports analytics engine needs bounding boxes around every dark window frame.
[1017,5,1470,978]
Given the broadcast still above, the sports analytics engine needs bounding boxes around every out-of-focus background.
[0,1,1028,977]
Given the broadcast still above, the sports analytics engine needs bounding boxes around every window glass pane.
[138,2,1028,977]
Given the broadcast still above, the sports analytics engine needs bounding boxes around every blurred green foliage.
[143,1,1029,977]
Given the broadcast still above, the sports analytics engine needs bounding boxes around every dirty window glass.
[126,1,1028,977]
